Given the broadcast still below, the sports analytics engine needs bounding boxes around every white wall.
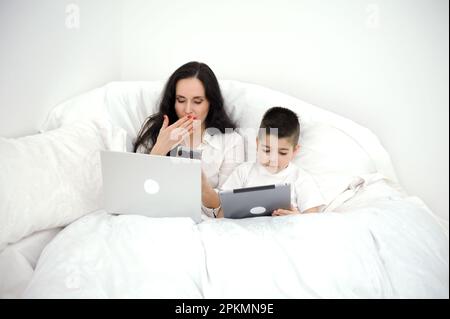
[120,0,449,221]
[0,0,121,138]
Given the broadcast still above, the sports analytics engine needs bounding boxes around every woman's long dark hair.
[133,61,236,153]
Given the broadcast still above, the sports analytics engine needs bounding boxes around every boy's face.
[256,134,300,174]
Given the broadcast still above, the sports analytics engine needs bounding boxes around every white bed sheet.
[22,178,448,299]
[0,227,62,298]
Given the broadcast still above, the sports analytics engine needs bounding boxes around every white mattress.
[22,178,449,298]
[0,227,62,298]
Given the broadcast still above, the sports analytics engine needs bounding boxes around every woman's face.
[175,77,210,125]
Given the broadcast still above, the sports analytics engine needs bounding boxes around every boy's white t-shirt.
[221,161,326,213]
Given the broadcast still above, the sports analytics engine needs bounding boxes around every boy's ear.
[293,144,301,156]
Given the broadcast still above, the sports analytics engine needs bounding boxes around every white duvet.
[23,179,449,299]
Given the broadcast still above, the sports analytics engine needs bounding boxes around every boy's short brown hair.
[259,107,300,146]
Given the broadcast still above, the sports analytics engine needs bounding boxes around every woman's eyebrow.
[176,95,204,99]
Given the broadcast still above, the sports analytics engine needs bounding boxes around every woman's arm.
[150,143,169,156]
[201,171,221,209]
[216,207,224,218]
[201,133,245,214]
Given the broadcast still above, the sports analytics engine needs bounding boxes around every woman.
[134,61,245,217]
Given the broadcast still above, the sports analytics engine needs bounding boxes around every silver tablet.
[219,183,291,219]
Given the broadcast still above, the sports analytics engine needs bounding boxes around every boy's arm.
[302,206,321,213]
[292,173,326,215]
[272,205,300,216]
[272,205,321,216]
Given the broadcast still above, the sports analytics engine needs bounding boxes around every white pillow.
[40,81,165,151]
[238,122,374,205]
[103,81,164,141]
[39,80,398,202]
[40,87,108,131]
[218,80,394,203]
[219,80,397,179]
[295,122,376,204]
[0,120,127,250]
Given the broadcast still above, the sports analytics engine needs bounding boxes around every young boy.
[216,106,325,218]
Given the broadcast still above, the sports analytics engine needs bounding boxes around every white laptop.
[100,151,202,223]
[219,183,291,219]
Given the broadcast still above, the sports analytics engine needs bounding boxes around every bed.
[0,80,448,298]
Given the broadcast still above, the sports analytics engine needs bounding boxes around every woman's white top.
[194,131,245,217]
[195,130,245,188]
[221,161,326,213]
